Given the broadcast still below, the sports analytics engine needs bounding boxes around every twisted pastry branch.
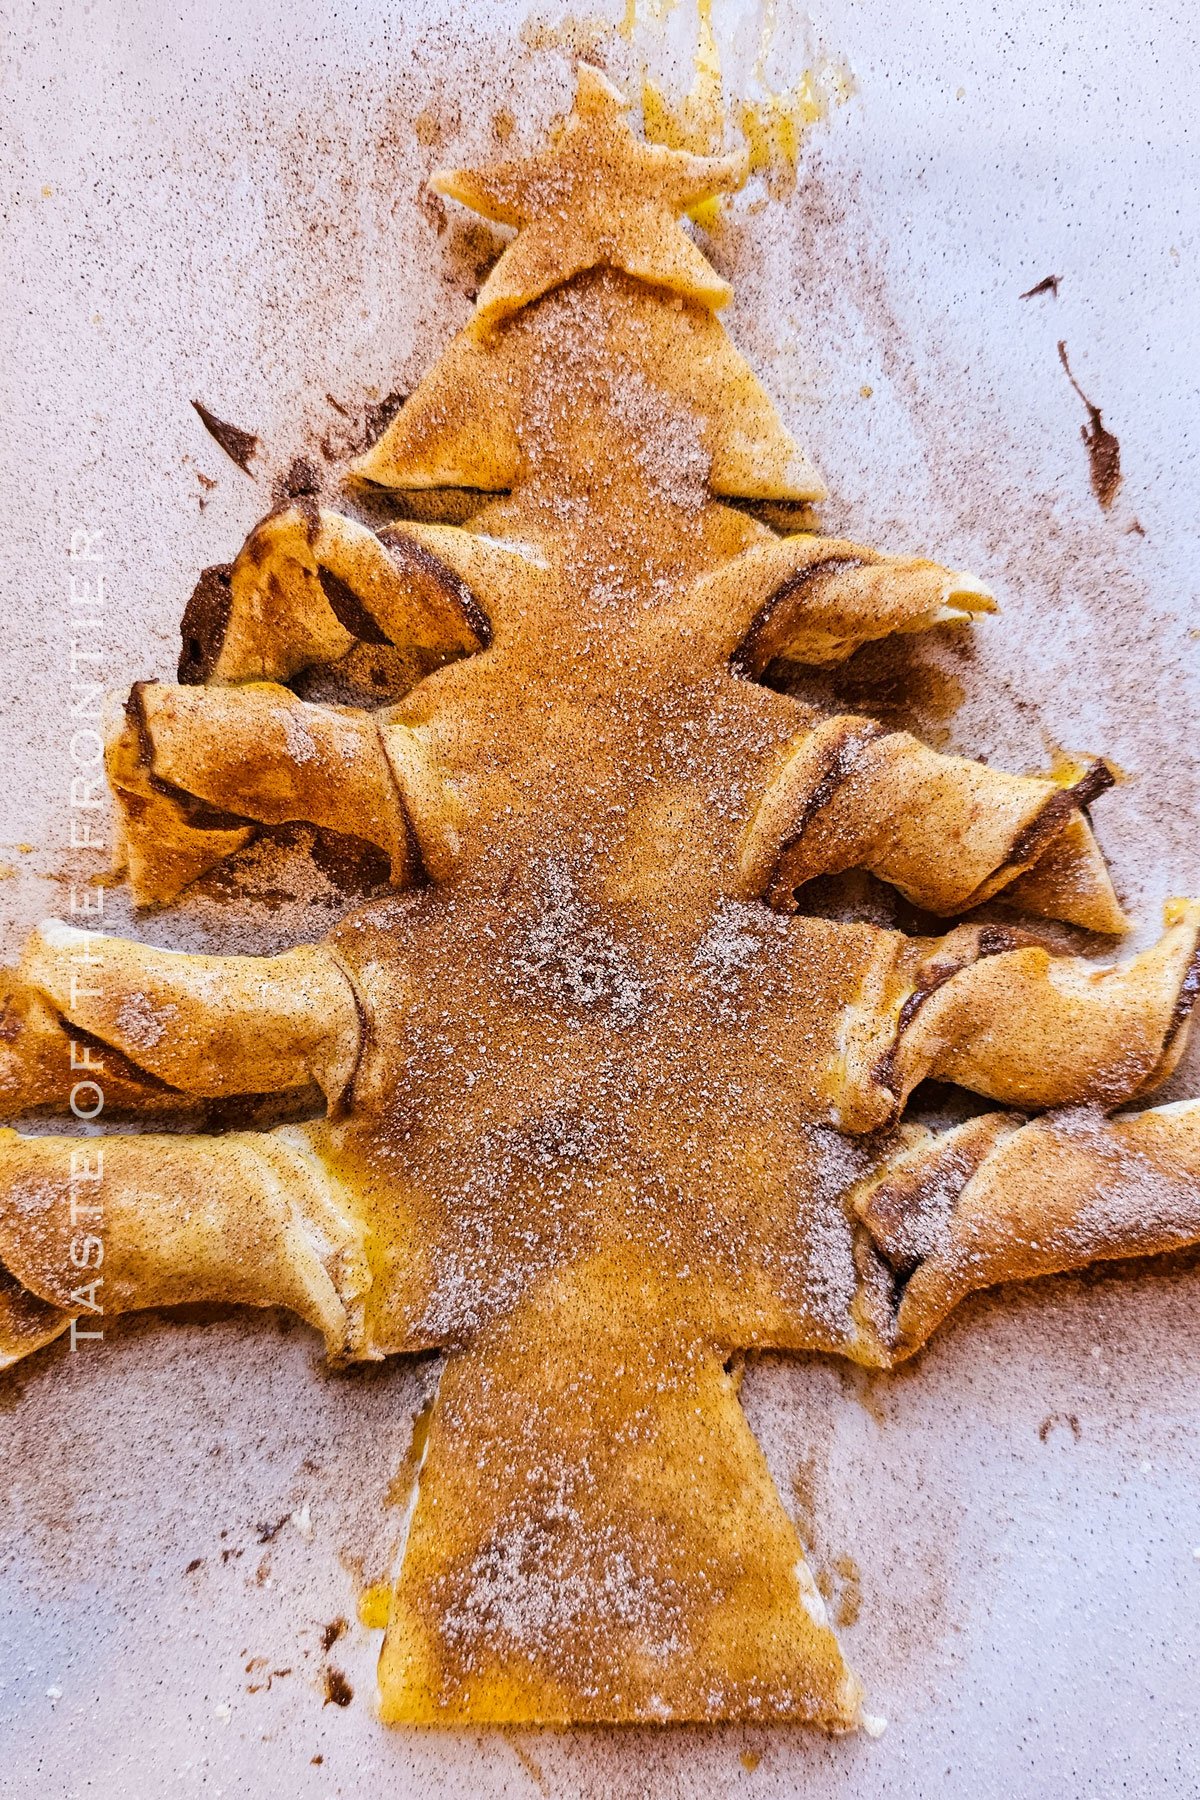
[884,903,1200,1110]
[827,904,1200,1130]
[0,923,361,1114]
[0,1124,371,1367]
[108,681,423,905]
[179,504,494,688]
[741,714,1127,933]
[854,1099,1200,1359]
[677,534,996,670]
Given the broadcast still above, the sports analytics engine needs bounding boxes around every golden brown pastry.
[2,65,1197,1733]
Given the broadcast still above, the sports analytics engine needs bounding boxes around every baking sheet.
[2,0,1199,1793]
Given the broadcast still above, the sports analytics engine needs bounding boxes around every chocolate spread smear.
[1020,274,1060,299]
[178,564,233,684]
[191,400,260,473]
[1057,341,1122,510]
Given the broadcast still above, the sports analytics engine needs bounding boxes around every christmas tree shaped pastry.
[3,66,1200,1729]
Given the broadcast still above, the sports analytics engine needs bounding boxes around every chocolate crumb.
[1038,1413,1082,1442]
[184,1557,203,1574]
[321,1617,348,1652]
[277,456,321,501]
[322,1668,353,1707]
[1021,274,1061,299]
[191,399,259,473]
[256,1515,289,1543]
[177,564,233,684]
[1057,341,1122,509]
[361,390,407,448]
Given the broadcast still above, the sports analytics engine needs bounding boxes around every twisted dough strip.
[107,680,420,905]
[854,1098,1200,1359]
[0,1124,372,1367]
[827,903,1200,1131]
[741,713,1127,933]
[676,533,996,671]
[875,902,1200,1114]
[0,965,210,1120]
[178,502,494,687]
[0,921,361,1115]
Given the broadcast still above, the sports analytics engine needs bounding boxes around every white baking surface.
[2,0,1199,1794]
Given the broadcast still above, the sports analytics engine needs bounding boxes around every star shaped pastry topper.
[433,63,747,323]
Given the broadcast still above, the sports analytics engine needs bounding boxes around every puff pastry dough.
[2,66,1197,1734]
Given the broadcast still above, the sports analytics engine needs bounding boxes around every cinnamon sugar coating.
[1,66,1199,1731]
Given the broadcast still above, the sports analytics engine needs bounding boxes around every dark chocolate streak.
[864,1124,1005,1278]
[329,965,372,1117]
[1057,341,1122,510]
[985,760,1115,894]
[178,565,234,685]
[771,721,891,892]
[1163,938,1200,1051]
[733,556,865,678]
[192,400,259,473]
[56,1021,183,1095]
[318,568,393,645]
[874,927,1021,1098]
[383,534,493,648]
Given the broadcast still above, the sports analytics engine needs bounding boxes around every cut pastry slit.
[108,680,422,905]
[740,713,1127,933]
[877,900,1200,1116]
[179,504,493,689]
[853,1099,1200,1359]
[0,1124,373,1361]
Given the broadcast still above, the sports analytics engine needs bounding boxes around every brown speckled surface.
[2,0,1199,1793]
